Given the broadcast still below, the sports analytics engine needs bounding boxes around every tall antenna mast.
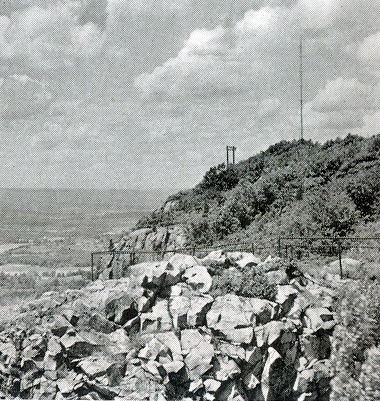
[299,37,304,140]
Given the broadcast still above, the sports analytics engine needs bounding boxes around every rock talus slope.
[0,251,337,400]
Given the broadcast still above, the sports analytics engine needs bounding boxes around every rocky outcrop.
[0,251,337,400]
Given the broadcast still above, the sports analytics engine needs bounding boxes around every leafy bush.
[331,280,380,401]
[210,266,277,301]
[198,163,239,192]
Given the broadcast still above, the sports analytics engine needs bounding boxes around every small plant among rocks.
[210,265,277,301]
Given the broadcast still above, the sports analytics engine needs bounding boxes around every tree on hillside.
[346,169,380,217]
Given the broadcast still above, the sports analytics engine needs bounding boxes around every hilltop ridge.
[136,134,380,246]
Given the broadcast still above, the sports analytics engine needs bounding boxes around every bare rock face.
[0,251,337,400]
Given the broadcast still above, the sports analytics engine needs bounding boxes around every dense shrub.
[210,266,277,301]
[331,280,380,401]
[198,163,239,192]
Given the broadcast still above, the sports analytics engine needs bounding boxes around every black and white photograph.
[0,0,380,399]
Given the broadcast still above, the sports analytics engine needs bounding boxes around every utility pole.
[300,37,304,141]
[226,146,236,168]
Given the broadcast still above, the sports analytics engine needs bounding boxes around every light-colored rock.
[329,257,362,269]
[214,355,240,381]
[60,330,96,357]
[255,321,285,348]
[187,294,214,327]
[44,314,72,337]
[0,341,17,363]
[287,295,310,320]
[236,254,261,268]
[154,331,183,361]
[43,352,57,371]
[276,285,299,305]
[207,295,254,344]
[168,253,200,270]
[139,262,182,291]
[138,337,166,361]
[243,371,260,390]
[293,369,314,393]
[303,307,335,332]
[169,295,191,329]
[218,342,245,360]
[200,250,226,265]
[140,299,173,333]
[204,378,221,392]
[261,347,282,401]
[183,265,213,294]
[189,378,203,393]
[47,336,62,355]
[240,297,279,324]
[78,357,113,378]
[225,251,261,267]
[162,360,184,374]
[265,270,288,285]
[180,329,208,355]
[57,370,80,394]
[185,341,214,381]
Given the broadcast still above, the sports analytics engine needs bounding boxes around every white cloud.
[71,22,105,56]
[2,0,380,189]
[357,31,380,63]
[311,77,374,112]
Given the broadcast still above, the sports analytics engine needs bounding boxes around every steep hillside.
[137,134,380,245]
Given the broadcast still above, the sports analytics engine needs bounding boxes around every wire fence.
[91,236,380,281]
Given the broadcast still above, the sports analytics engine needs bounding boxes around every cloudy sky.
[0,0,380,189]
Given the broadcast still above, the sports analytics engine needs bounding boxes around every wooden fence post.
[91,253,94,281]
[338,241,343,279]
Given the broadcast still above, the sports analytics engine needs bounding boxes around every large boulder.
[180,329,210,356]
[169,295,191,329]
[187,294,214,327]
[183,265,213,294]
[240,298,279,325]
[261,347,296,401]
[303,307,335,333]
[225,252,261,268]
[168,253,200,270]
[206,295,254,344]
[200,250,227,266]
